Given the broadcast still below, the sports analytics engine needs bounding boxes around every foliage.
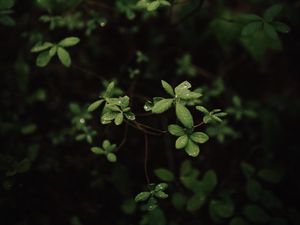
[0,0,299,225]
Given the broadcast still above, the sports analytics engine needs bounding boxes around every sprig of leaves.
[135,183,168,211]
[241,4,290,41]
[91,139,117,162]
[168,124,209,157]
[31,36,80,67]
[88,81,135,126]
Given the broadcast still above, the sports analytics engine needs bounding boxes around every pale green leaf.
[58,37,80,47]
[57,47,71,67]
[176,103,194,128]
[152,98,173,114]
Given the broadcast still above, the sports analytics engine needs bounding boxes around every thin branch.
[194,121,204,128]
[125,120,161,136]
[72,64,106,80]
[134,120,168,134]
[115,123,129,152]
[86,1,114,11]
[144,133,150,184]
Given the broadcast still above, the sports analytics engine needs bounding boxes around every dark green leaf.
[242,22,262,36]
[154,168,175,182]
[202,170,218,193]
[135,192,151,202]
[243,204,270,223]
[264,23,279,40]
[187,192,206,212]
[273,21,290,33]
[263,4,283,22]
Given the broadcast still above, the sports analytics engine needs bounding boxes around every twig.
[115,123,128,151]
[125,120,161,136]
[72,64,106,80]
[194,121,204,128]
[134,120,168,134]
[144,133,150,184]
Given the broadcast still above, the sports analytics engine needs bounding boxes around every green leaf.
[175,103,194,128]
[16,158,31,173]
[102,140,111,149]
[246,179,263,201]
[190,132,209,144]
[49,45,57,57]
[21,124,37,134]
[264,23,279,40]
[58,37,80,47]
[273,21,290,33]
[152,98,173,114]
[241,162,255,178]
[258,168,283,183]
[147,197,158,211]
[175,135,188,149]
[88,100,104,112]
[0,15,15,26]
[124,112,135,120]
[31,42,53,52]
[185,139,199,157]
[104,81,115,97]
[241,14,262,22]
[243,204,270,223]
[172,192,186,210]
[155,191,168,199]
[187,192,206,212]
[147,1,160,11]
[210,198,235,219]
[114,113,124,125]
[36,51,52,67]
[155,183,168,191]
[107,153,117,162]
[135,192,151,202]
[101,111,116,124]
[242,22,262,36]
[168,124,185,136]
[195,105,209,114]
[263,4,283,22]
[202,170,218,194]
[175,81,191,95]
[154,168,175,182]
[161,80,174,96]
[90,147,105,154]
[57,47,71,67]
[0,0,14,9]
